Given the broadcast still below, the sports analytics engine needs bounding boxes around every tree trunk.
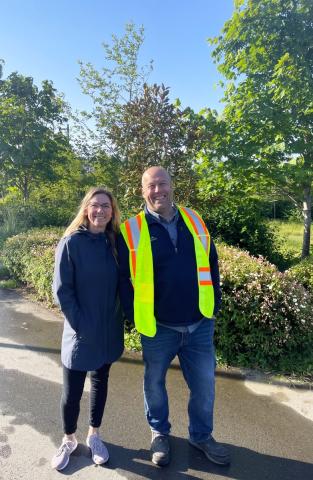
[22,175,30,202]
[301,185,312,258]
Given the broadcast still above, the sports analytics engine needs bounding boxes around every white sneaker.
[86,433,109,464]
[51,437,78,470]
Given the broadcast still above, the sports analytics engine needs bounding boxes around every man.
[118,166,230,467]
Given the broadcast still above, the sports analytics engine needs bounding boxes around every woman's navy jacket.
[53,226,124,371]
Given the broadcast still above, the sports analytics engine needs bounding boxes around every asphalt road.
[0,287,312,480]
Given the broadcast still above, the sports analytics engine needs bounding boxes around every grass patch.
[268,220,306,252]
[0,279,18,289]
[270,220,313,250]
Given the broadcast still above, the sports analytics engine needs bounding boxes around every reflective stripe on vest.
[179,207,213,287]
[120,207,215,337]
[178,206,214,319]
[120,211,156,337]
[179,206,209,255]
[123,214,142,280]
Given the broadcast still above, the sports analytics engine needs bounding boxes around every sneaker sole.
[55,455,70,471]
[152,454,170,466]
[93,453,109,465]
[86,438,109,465]
[188,440,230,466]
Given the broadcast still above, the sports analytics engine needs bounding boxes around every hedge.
[287,256,313,295]
[1,228,61,304]
[217,245,313,375]
[1,229,313,376]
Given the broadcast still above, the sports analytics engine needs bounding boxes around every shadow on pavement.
[1,288,313,479]
[0,365,312,480]
[57,437,313,480]
[0,342,60,355]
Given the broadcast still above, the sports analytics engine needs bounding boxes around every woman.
[51,187,124,471]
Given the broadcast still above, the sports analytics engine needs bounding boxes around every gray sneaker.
[189,437,231,465]
[86,434,109,464]
[151,435,170,466]
[51,438,78,471]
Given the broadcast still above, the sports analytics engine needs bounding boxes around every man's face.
[142,168,173,216]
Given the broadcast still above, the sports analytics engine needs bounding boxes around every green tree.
[210,0,313,257]
[108,83,205,215]
[78,22,152,154]
[0,59,4,79]
[28,148,85,227]
[0,72,69,201]
[77,22,153,199]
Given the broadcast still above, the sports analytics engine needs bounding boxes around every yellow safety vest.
[120,206,215,337]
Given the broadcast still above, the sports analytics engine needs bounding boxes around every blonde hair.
[63,187,120,255]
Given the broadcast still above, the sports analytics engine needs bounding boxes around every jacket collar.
[144,204,179,225]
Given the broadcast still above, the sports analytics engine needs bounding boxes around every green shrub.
[24,249,56,303]
[287,256,313,294]
[0,203,31,248]
[261,199,297,220]
[0,200,64,249]
[0,263,10,279]
[2,229,313,376]
[201,200,290,269]
[217,245,313,375]
[0,201,70,232]
[124,327,141,351]
[1,228,61,304]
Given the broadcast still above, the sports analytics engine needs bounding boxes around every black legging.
[61,362,111,435]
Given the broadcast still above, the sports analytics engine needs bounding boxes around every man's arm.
[209,239,222,315]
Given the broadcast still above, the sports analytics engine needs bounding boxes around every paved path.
[0,288,312,479]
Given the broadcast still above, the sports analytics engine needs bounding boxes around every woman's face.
[85,193,113,233]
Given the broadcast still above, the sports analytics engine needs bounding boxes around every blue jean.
[141,319,216,443]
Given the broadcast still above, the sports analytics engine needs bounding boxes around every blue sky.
[1,0,234,113]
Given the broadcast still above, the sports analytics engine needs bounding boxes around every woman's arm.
[117,233,134,325]
[53,237,84,332]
